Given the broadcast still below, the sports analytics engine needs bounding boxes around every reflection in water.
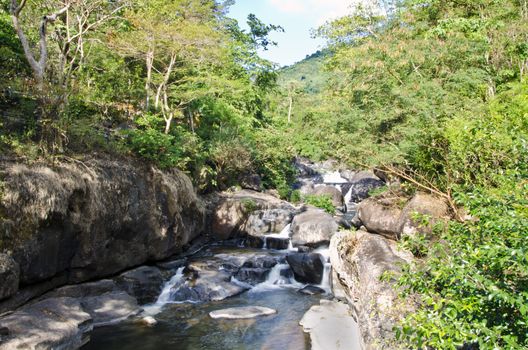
[84,289,319,350]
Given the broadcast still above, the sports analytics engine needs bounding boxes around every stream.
[83,167,354,350]
[83,245,331,350]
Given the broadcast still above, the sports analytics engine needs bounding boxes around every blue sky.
[228,0,354,67]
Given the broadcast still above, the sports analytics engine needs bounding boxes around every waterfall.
[314,246,332,293]
[142,266,185,315]
[250,263,302,293]
[261,224,297,252]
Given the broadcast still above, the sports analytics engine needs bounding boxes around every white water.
[142,267,185,316]
[322,171,348,184]
[250,263,303,293]
[314,246,332,293]
[262,224,298,252]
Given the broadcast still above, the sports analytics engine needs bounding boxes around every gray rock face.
[358,197,403,240]
[312,186,345,209]
[0,255,19,300]
[114,266,164,305]
[298,285,326,295]
[0,158,205,299]
[0,297,93,350]
[209,306,276,319]
[245,209,294,237]
[286,253,325,284]
[330,230,415,349]
[291,210,338,247]
[239,174,262,192]
[209,190,295,240]
[347,171,385,202]
[300,299,362,350]
[80,292,139,326]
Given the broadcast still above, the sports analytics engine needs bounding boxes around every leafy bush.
[304,194,336,215]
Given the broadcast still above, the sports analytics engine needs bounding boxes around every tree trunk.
[145,45,154,110]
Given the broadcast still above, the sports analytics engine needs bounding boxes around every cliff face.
[0,157,205,304]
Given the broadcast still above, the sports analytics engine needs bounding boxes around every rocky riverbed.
[0,156,451,349]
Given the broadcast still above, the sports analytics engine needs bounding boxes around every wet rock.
[298,285,326,295]
[209,306,276,319]
[171,261,248,302]
[234,268,270,285]
[286,253,325,284]
[0,254,19,300]
[0,297,93,350]
[347,171,384,202]
[357,197,403,240]
[139,316,157,326]
[81,291,140,326]
[329,230,415,349]
[312,186,345,209]
[300,300,362,350]
[264,237,290,250]
[114,266,164,305]
[156,258,187,270]
[291,210,338,247]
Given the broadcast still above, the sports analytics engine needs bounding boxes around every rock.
[339,169,356,182]
[0,254,19,300]
[298,285,326,295]
[209,306,276,319]
[300,299,362,350]
[347,171,384,202]
[0,158,206,303]
[114,266,164,305]
[209,190,294,240]
[156,258,187,270]
[139,316,157,326]
[398,192,450,237]
[0,297,93,349]
[171,261,248,302]
[245,208,294,237]
[234,268,270,285]
[329,230,415,349]
[286,253,325,284]
[312,186,345,209]
[41,279,120,300]
[239,174,262,192]
[291,210,338,247]
[357,197,403,240]
[80,291,140,326]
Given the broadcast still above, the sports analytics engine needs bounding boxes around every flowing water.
[83,245,330,350]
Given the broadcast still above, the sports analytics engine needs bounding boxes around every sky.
[228,0,354,67]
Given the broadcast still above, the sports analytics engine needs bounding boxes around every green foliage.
[304,194,336,215]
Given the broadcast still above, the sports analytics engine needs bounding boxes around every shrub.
[304,194,336,215]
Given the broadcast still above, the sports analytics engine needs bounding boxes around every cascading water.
[314,246,332,293]
[142,266,185,316]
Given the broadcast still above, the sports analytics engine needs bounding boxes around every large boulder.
[80,292,139,326]
[286,253,325,284]
[0,158,206,307]
[0,254,19,300]
[291,210,338,247]
[357,197,403,240]
[300,300,363,350]
[347,171,384,203]
[312,186,345,209]
[209,190,295,240]
[0,297,93,350]
[330,230,415,349]
[244,208,294,237]
[114,266,164,305]
[398,192,450,237]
